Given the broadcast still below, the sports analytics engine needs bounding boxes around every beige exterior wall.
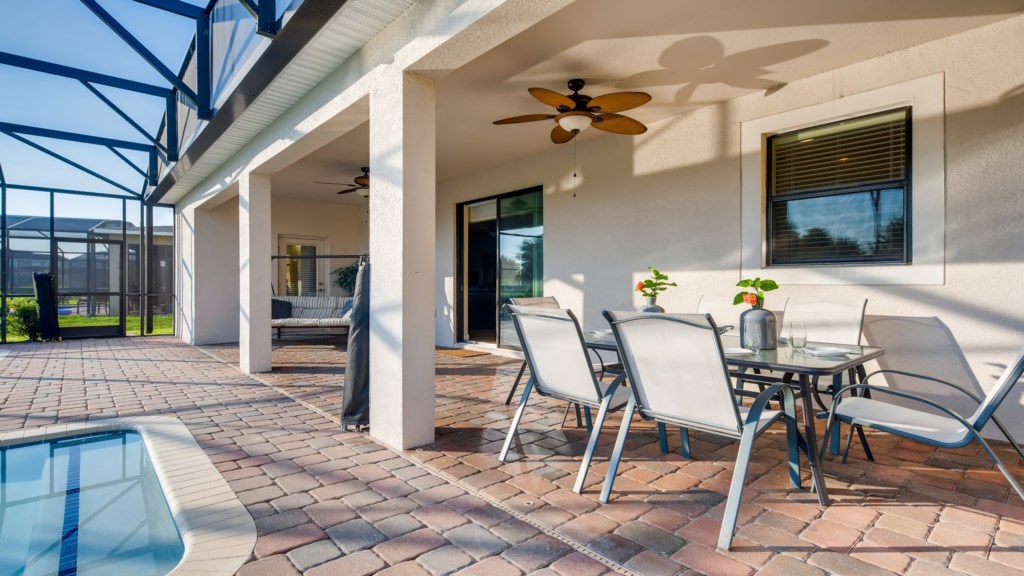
[436,16,1024,434]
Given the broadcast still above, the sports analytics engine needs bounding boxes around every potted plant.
[332,259,363,296]
[635,267,677,312]
[734,277,779,351]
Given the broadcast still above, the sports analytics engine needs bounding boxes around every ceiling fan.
[493,79,651,143]
[315,167,369,197]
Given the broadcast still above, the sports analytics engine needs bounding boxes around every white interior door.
[278,236,327,297]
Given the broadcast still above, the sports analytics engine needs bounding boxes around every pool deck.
[2,336,1023,576]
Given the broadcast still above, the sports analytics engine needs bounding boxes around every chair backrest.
[510,296,560,309]
[783,298,867,345]
[969,342,1024,428]
[507,304,603,404]
[603,310,743,437]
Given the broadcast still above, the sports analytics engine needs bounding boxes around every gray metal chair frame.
[821,347,1024,501]
[501,295,614,430]
[499,305,630,494]
[601,311,802,550]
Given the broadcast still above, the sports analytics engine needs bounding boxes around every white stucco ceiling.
[270,0,1024,203]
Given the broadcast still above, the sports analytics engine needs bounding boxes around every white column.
[368,69,436,450]
[239,171,272,374]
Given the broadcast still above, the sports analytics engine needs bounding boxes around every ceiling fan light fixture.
[356,188,370,198]
[557,111,593,133]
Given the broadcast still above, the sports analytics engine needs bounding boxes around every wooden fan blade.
[586,92,651,113]
[493,114,554,125]
[592,113,647,135]
[551,125,576,144]
[529,87,575,110]
[353,176,370,186]
[336,188,359,195]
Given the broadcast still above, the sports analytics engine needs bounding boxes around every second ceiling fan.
[315,167,370,197]
[494,79,652,143]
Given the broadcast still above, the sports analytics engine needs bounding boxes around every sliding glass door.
[458,187,542,350]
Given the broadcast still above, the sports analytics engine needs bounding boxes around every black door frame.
[455,185,542,348]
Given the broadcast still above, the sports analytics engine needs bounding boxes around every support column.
[239,171,272,374]
[368,69,436,450]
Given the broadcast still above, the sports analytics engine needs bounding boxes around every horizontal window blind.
[767,107,910,266]
[772,108,908,197]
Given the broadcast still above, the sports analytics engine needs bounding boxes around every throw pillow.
[271,299,292,319]
[338,300,353,320]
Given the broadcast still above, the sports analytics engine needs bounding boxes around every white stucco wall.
[190,196,241,345]
[436,16,1024,435]
[270,199,367,297]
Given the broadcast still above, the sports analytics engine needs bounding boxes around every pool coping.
[0,416,256,576]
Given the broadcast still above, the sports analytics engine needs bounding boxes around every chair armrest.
[746,382,795,426]
[830,383,974,428]
[862,369,984,404]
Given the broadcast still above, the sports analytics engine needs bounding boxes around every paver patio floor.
[2,336,1024,576]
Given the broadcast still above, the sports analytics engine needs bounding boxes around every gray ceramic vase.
[639,296,665,313]
[739,306,777,350]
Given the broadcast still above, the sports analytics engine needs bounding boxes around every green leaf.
[759,279,779,291]
[736,279,753,288]
[733,293,746,305]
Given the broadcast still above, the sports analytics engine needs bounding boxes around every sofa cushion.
[338,300,353,319]
[271,299,292,319]
[272,317,350,327]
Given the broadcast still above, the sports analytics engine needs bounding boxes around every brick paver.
[4,335,1024,576]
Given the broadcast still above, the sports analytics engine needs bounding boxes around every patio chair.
[821,343,1024,501]
[505,296,561,405]
[505,296,621,418]
[499,305,631,494]
[600,311,801,550]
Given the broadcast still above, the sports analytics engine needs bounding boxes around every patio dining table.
[583,329,885,505]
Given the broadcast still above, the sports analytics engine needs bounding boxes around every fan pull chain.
[572,138,578,198]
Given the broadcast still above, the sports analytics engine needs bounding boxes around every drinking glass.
[789,321,807,352]
[747,339,761,357]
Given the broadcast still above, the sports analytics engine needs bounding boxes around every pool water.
[0,432,184,576]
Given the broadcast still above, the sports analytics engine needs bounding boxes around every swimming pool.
[0,431,184,576]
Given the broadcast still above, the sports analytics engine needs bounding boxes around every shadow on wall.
[862,315,986,422]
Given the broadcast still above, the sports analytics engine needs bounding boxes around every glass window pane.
[771,188,905,264]
[283,244,319,296]
[767,107,910,266]
[497,190,543,350]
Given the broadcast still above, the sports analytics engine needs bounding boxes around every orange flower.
[636,281,645,292]
[742,293,758,306]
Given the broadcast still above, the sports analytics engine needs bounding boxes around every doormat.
[435,347,490,358]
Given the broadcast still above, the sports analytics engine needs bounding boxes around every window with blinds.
[285,244,318,296]
[767,107,910,265]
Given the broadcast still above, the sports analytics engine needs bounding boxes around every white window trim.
[741,73,944,285]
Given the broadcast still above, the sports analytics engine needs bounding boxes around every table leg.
[800,374,830,505]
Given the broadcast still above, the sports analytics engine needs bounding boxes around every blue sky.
[0,0,204,224]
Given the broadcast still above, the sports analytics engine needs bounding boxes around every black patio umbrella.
[341,258,370,428]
